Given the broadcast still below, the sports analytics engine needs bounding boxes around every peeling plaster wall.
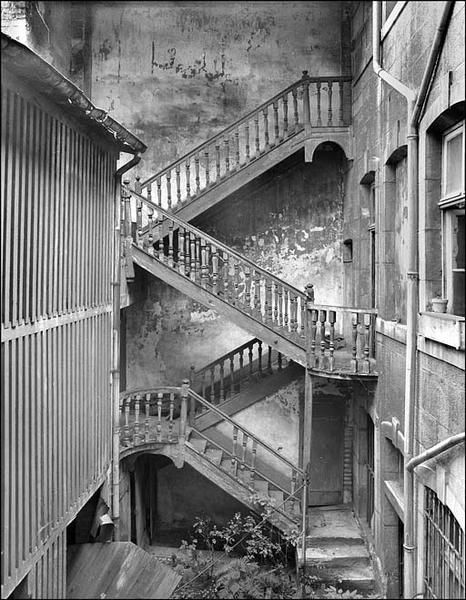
[88,1,345,179]
[194,147,346,304]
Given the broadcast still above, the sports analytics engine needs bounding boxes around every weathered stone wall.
[88,1,346,180]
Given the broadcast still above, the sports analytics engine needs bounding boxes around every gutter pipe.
[111,154,142,539]
[372,2,455,597]
[407,432,465,472]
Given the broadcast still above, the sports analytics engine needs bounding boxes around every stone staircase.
[297,505,376,594]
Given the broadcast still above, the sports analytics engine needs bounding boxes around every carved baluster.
[245,123,250,161]
[189,233,196,281]
[292,87,299,132]
[156,392,163,441]
[200,240,208,288]
[263,107,270,149]
[273,283,278,323]
[283,94,289,137]
[300,297,306,337]
[319,310,327,370]
[230,355,235,396]
[328,310,336,372]
[302,71,310,126]
[232,261,240,305]
[175,164,181,206]
[195,155,200,193]
[241,433,248,476]
[168,220,174,267]
[363,313,371,373]
[210,366,216,404]
[156,177,162,207]
[327,80,333,126]
[204,151,210,187]
[215,145,221,180]
[235,129,240,169]
[339,80,344,125]
[291,295,298,335]
[156,214,164,261]
[253,270,261,314]
[258,340,263,374]
[222,251,230,299]
[166,172,172,209]
[254,115,260,156]
[147,207,154,255]
[133,394,141,445]
[168,392,175,441]
[178,226,186,274]
[351,312,359,372]
[238,349,244,390]
[232,426,239,475]
[136,198,143,247]
[273,101,280,143]
[185,160,191,198]
[219,361,225,403]
[212,246,219,294]
[250,439,257,489]
[248,342,254,376]
[316,82,322,127]
[195,238,201,283]
[145,393,151,442]
[278,352,283,370]
[267,345,273,373]
[277,285,283,326]
[244,266,251,310]
[265,280,273,323]
[310,309,318,368]
[123,397,131,445]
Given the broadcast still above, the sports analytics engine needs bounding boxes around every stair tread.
[204,447,223,465]
[304,565,375,582]
[296,543,370,562]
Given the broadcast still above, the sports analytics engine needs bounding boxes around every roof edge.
[1,32,147,155]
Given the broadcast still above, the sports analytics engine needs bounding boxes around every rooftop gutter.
[372,2,455,598]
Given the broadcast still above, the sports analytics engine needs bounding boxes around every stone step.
[296,541,370,568]
[268,489,285,507]
[304,565,375,592]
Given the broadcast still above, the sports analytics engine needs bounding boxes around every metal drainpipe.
[372,3,455,597]
[111,153,141,539]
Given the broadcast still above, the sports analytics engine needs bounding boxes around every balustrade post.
[175,165,181,206]
[316,82,322,127]
[180,379,189,440]
[283,94,289,137]
[185,160,191,198]
[212,246,219,294]
[265,280,273,323]
[210,366,216,404]
[245,123,250,161]
[219,361,225,403]
[339,81,344,125]
[362,313,371,374]
[156,392,163,441]
[204,151,210,187]
[232,426,239,475]
[123,397,131,446]
[351,312,359,373]
[238,349,244,390]
[224,139,230,174]
[168,392,175,441]
[254,115,260,156]
[241,433,248,476]
[273,101,280,144]
[258,340,263,374]
[145,393,151,442]
[166,172,172,209]
[235,130,240,169]
[328,311,336,372]
[200,240,208,288]
[134,394,141,445]
[319,310,327,370]
[267,345,273,373]
[327,80,333,126]
[250,439,257,489]
[230,355,235,396]
[189,233,196,281]
[278,352,283,370]
[292,88,299,133]
[168,221,174,267]
[301,71,311,129]
[215,145,221,180]
[178,227,186,275]
[195,155,200,193]
[147,208,154,255]
[248,342,254,376]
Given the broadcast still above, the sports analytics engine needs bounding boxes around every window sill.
[418,312,465,351]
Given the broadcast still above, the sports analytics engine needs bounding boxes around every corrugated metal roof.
[1,32,147,155]
[66,542,181,599]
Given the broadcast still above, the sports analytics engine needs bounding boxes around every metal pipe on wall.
[111,154,141,539]
[372,2,455,597]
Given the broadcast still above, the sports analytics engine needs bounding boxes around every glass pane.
[455,214,465,269]
[445,132,464,196]
[452,271,465,316]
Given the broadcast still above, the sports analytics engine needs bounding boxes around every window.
[423,486,465,599]
[440,122,465,316]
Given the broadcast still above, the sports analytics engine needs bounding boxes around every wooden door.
[308,398,345,506]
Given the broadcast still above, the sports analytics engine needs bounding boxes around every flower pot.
[431,298,448,313]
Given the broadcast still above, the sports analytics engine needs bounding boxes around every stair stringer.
[183,439,299,535]
[131,244,307,366]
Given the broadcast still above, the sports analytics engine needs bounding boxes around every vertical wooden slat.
[30,104,40,322]
[23,336,30,560]
[22,101,32,324]
[2,340,10,579]
[11,94,23,326]
[2,90,12,327]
